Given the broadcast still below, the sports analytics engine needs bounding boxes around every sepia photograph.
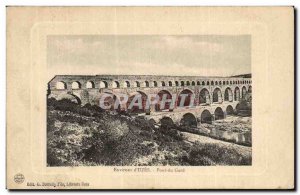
[46,35,252,166]
[6,6,294,190]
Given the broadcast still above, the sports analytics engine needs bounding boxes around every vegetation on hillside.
[47,98,251,166]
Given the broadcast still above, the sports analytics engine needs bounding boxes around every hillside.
[47,98,252,166]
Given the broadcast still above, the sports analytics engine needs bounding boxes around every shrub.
[188,141,251,166]
[160,128,183,141]
[47,120,93,166]
[53,99,79,112]
[47,98,104,116]
[103,120,130,141]
[81,118,132,165]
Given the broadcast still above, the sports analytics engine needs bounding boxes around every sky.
[47,35,251,77]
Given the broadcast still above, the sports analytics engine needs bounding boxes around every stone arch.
[168,81,173,86]
[223,81,226,85]
[153,81,158,87]
[224,87,233,102]
[186,81,190,86]
[156,90,173,111]
[100,92,121,111]
[112,81,120,88]
[99,81,108,88]
[234,87,240,101]
[197,81,201,85]
[80,90,90,105]
[177,89,194,107]
[161,81,166,87]
[219,81,222,85]
[226,81,229,85]
[214,107,225,120]
[181,81,185,86]
[86,81,95,89]
[248,85,252,93]
[127,91,148,113]
[212,87,222,103]
[175,81,179,86]
[200,109,213,124]
[202,81,205,85]
[226,105,234,115]
[160,117,174,129]
[57,93,81,104]
[180,113,197,128]
[71,81,81,89]
[144,81,150,87]
[199,88,210,105]
[236,103,241,112]
[242,86,247,98]
[123,81,130,88]
[215,81,218,85]
[211,81,214,85]
[56,81,67,90]
[134,81,140,87]
[230,81,232,85]
[192,81,195,86]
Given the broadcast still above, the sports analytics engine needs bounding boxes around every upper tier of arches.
[53,78,252,90]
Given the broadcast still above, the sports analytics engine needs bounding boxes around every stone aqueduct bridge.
[48,75,252,126]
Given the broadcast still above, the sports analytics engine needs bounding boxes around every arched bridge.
[48,74,252,126]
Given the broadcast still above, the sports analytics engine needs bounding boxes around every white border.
[2,1,298,194]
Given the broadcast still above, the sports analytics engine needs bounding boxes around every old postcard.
[6,7,294,189]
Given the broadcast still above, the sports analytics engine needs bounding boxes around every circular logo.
[14,173,25,184]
